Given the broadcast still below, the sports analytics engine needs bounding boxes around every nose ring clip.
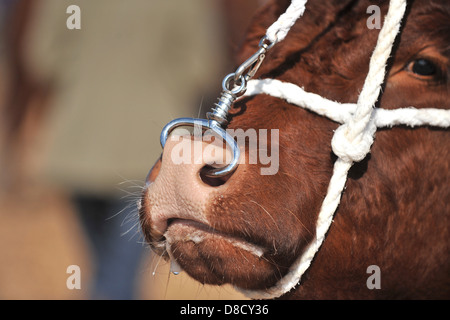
[160,36,273,177]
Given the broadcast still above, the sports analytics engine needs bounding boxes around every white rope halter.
[236,0,450,299]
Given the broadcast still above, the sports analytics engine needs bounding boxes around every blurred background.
[0,0,268,299]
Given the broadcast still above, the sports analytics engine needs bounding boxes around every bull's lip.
[167,218,214,234]
[162,218,266,258]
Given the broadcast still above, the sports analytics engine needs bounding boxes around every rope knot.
[331,120,376,163]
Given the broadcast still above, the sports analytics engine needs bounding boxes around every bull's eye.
[409,58,437,76]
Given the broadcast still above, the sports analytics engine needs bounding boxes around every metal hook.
[234,36,274,84]
[160,118,240,177]
[234,46,266,83]
[159,35,274,178]
[160,73,245,177]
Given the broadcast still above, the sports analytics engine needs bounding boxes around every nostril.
[199,165,232,187]
[146,156,162,184]
[166,218,176,228]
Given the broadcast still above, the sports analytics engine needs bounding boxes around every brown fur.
[141,0,449,299]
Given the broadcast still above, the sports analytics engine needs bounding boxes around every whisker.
[164,269,171,300]
[120,219,141,238]
[197,96,204,118]
[152,249,166,276]
[249,200,280,232]
[286,208,313,238]
[237,248,250,263]
[106,203,131,221]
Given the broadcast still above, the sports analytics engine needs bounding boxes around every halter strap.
[244,79,450,129]
[265,0,308,44]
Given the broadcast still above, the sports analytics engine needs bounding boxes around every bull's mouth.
[164,218,265,257]
[145,217,284,290]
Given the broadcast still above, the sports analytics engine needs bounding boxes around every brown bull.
[140,0,450,299]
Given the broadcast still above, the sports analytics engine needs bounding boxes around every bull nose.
[147,129,235,187]
[143,130,236,238]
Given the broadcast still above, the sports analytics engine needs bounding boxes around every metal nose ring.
[160,118,240,177]
[159,73,245,178]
